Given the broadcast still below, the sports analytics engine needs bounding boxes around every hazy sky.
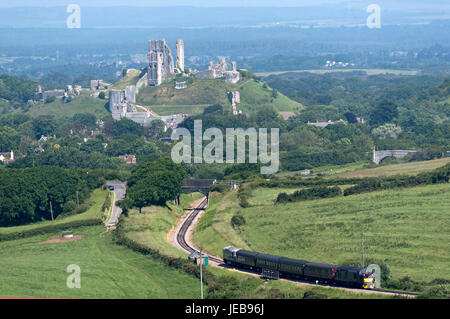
[0,0,346,7]
[0,0,447,10]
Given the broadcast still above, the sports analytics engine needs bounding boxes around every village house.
[0,150,14,164]
[118,154,137,164]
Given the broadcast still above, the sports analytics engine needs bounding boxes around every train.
[223,246,375,289]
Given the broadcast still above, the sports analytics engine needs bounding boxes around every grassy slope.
[238,80,303,113]
[112,69,141,90]
[0,188,108,235]
[122,191,383,298]
[194,184,450,283]
[19,96,110,119]
[333,158,450,179]
[120,193,204,258]
[277,158,450,179]
[136,76,303,115]
[0,225,199,298]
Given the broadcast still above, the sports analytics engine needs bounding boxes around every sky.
[0,0,346,7]
[0,0,448,10]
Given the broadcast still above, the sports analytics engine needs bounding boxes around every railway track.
[173,196,418,298]
[175,197,223,264]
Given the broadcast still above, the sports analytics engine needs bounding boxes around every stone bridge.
[373,149,418,164]
[178,179,217,207]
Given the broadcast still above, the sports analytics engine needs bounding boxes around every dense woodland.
[0,166,106,226]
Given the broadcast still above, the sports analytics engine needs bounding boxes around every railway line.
[172,196,418,298]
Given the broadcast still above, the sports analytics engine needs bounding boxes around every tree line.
[0,166,105,226]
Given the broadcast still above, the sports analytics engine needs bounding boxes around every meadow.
[193,184,450,286]
[120,192,204,258]
[255,69,420,77]
[0,225,199,298]
[277,158,450,179]
[20,96,110,119]
[119,191,385,298]
[332,158,450,179]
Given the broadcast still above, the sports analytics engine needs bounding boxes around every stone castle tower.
[147,39,174,86]
[176,39,185,72]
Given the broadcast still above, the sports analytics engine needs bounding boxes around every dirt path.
[23,235,84,246]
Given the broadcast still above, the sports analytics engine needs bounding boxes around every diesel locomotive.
[223,246,375,289]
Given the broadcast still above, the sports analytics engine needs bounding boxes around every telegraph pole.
[49,201,54,222]
[361,232,365,268]
[200,247,203,299]
[76,191,80,208]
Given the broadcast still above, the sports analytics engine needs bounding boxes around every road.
[105,182,126,227]
[172,196,418,298]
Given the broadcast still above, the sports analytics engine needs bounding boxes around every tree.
[98,91,106,99]
[145,119,166,138]
[114,118,144,137]
[372,123,402,139]
[370,100,399,126]
[126,158,186,212]
[32,115,57,139]
[72,113,96,129]
[0,126,20,152]
[203,104,223,115]
[344,111,358,124]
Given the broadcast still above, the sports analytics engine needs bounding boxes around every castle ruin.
[196,57,240,83]
[109,86,136,120]
[176,39,185,72]
[147,39,175,86]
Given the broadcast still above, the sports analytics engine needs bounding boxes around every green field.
[0,225,200,298]
[255,68,420,77]
[333,158,450,179]
[149,104,211,116]
[238,80,303,113]
[120,193,204,258]
[193,184,450,286]
[277,158,450,179]
[120,191,385,298]
[137,78,231,107]
[19,96,110,119]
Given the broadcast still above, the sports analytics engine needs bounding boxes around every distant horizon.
[0,0,448,9]
[0,0,345,8]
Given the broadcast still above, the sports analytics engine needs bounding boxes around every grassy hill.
[0,189,201,298]
[255,68,420,77]
[0,225,200,298]
[136,74,303,116]
[120,191,385,299]
[193,183,450,289]
[17,96,110,119]
[278,158,450,179]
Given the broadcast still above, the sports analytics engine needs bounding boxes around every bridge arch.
[372,149,417,165]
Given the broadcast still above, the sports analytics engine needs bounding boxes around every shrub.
[275,186,341,204]
[63,201,77,214]
[209,184,230,193]
[302,290,328,299]
[45,96,56,104]
[231,215,246,227]
[417,285,448,299]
